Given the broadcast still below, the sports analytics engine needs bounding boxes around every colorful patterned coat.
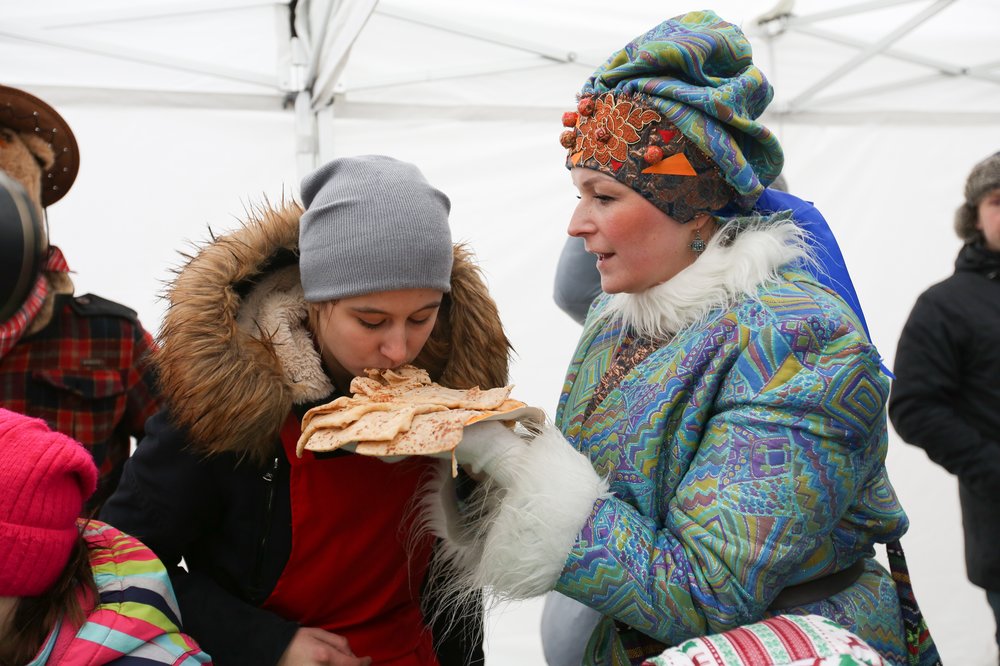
[27,520,211,666]
[552,261,909,665]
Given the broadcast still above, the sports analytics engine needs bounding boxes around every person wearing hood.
[425,12,939,666]
[100,155,508,666]
[0,408,211,665]
[889,151,1000,655]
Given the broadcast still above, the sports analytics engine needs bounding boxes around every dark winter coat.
[889,241,1000,589]
[101,204,510,665]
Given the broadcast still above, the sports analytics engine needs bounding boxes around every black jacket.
[101,407,485,666]
[889,241,1000,589]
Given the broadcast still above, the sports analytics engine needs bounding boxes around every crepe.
[349,367,514,409]
[297,365,543,474]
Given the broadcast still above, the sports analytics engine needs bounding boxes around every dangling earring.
[689,228,707,254]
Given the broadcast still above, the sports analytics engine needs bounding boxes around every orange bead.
[644,145,664,164]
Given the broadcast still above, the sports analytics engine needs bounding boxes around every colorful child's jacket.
[27,520,211,666]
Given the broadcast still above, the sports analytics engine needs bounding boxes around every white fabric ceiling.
[2,2,999,663]
[338,0,1000,120]
[5,0,998,117]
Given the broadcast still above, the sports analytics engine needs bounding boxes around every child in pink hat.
[0,408,212,665]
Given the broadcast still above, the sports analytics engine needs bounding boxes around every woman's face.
[977,187,1000,252]
[313,288,443,388]
[568,168,710,294]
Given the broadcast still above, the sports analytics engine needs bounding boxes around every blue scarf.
[752,189,890,376]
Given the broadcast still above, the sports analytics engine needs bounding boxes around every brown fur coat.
[157,203,511,463]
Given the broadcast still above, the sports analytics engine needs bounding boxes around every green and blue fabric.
[554,270,909,665]
[579,10,783,210]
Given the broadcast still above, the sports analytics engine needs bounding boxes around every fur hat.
[0,84,79,209]
[0,408,96,597]
[955,152,1000,242]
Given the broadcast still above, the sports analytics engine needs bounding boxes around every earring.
[689,228,707,254]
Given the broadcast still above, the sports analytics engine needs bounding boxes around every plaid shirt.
[0,293,160,509]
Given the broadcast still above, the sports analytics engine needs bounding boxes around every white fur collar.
[236,266,334,403]
[598,220,811,341]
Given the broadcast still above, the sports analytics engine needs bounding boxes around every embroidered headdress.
[561,11,783,222]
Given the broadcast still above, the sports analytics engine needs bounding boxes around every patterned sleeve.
[556,314,905,645]
[74,520,213,664]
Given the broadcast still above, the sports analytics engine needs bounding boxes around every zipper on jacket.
[252,456,280,598]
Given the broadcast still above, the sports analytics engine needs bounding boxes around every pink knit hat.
[0,408,97,596]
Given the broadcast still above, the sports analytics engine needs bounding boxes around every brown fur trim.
[157,203,303,463]
[157,204,512,463]
[18,131,55,170]
[415,244,511,391]
[0,129,46,215]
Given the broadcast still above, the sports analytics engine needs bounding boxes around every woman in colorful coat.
[100,156,507,666]
[430,12,935,666]
[0,408,210,665]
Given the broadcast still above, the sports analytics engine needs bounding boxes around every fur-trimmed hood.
[157,203,511,462]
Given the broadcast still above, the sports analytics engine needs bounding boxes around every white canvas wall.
[4,0,1000,663]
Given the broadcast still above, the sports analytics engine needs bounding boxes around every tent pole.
[0,24,272,86]
[786,0,956,110]
[290,28,318,179]
[794,25,1000,86]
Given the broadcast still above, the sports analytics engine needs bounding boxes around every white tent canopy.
[3,1,1000,662]
[336,0,1000,122]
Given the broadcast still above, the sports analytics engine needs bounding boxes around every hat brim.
[0,85,79,206]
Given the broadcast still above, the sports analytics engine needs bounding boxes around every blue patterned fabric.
[553,268,909,666]
[579,11,782,210]
[751,189,885,373]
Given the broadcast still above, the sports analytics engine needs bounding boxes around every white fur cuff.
[480,422,609,598]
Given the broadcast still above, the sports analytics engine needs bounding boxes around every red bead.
[595,127,611,143]
[561,111,579,127]
[644,145,664,164]
[577,97,595,116]
[559,130,577,149]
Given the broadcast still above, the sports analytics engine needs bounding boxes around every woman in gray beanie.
[100,155,509,666]
[890,151,1000,655]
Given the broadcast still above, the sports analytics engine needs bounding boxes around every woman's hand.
[277,628,372,666]
[455,421,529,486]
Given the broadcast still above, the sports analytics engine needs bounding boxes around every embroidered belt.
[610,559,867,664]
[768,559,866,611]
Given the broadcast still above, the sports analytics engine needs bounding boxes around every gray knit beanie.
[299,155,453,302]
[955,151,1000,242]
